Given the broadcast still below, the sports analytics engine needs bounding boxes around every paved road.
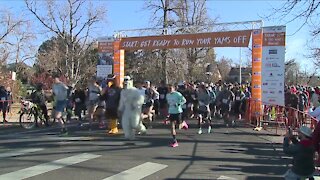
[0,119,298,180]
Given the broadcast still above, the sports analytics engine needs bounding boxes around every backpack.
[31,91,46,105]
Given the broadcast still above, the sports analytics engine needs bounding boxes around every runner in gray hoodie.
[197,84,212,134]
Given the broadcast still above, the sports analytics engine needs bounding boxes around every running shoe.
[198,128,202,134]
[169,141,179,148]
[99,122,106,129]
[138,130,147,135]
[232,120,236,127]
[163,120,170,125]
[208,125,212,134]
[59,129,68,136]
[182,121,189,130]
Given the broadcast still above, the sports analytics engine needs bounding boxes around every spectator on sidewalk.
[0,86,8,123]
[309,106,320,166]
[5,86,12,115]
[310,88,319,109]
[287,87,299,127]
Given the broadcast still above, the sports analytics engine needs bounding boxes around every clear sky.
[0,0,316,71]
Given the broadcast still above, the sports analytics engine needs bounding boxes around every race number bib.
[160,94,165,99]
[191,95,196,99]
[0,97,5,101]
[222,99,228,104]
[75,98,81,103]
[236,97,241,101]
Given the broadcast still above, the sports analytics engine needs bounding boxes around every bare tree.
[25,0,106,83]
[274,1,320,37]
[0,46,10,66]
[216,56,232,81]
[171,0,215,80]
[145,0,175,83]
[0,9,25,42]
[312,47,320,66]
[145,0,215,83]
[0,9,26,65]
[273,1,320,70]
[284,58,301,85]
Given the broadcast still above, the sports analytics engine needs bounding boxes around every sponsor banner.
[98,37,114,67]
[262,26,286,106]
[120,30,252,50]
[97,65,113,78]
[98,41,114,53]
[251,29,263,115]
[262,26,286,46]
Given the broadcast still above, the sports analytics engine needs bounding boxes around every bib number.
[222,99,228,104]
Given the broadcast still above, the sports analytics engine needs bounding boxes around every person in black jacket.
[31,83,49,126]
[73,85,86,125]
[0,86,8,123]
[283,126,315,180]
[5,86,13,115]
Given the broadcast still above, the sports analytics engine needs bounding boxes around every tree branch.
[25,0,61,36]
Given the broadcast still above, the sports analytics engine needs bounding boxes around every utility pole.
[161,0,169,84]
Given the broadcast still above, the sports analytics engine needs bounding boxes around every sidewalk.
[0,104,20,128]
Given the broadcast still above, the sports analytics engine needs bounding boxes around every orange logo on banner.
[120,30,252,50]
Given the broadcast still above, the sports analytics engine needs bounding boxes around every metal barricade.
[245,98,315,135]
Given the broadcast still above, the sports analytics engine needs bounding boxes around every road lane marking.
[43,136,96,141]
[0,148,44,159]
[103,162,167,180]
[0,153,101,180]
[217,175,237,180]
[217,175,236,180]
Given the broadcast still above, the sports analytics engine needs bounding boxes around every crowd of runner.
[2,77,320,132]
[2,75,320,142]
[26,75,256,137]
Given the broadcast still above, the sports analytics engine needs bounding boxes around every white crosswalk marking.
[0,148,44,159]
[217,175,237,180]
[103,162,167,180]
[0,153,101,180]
